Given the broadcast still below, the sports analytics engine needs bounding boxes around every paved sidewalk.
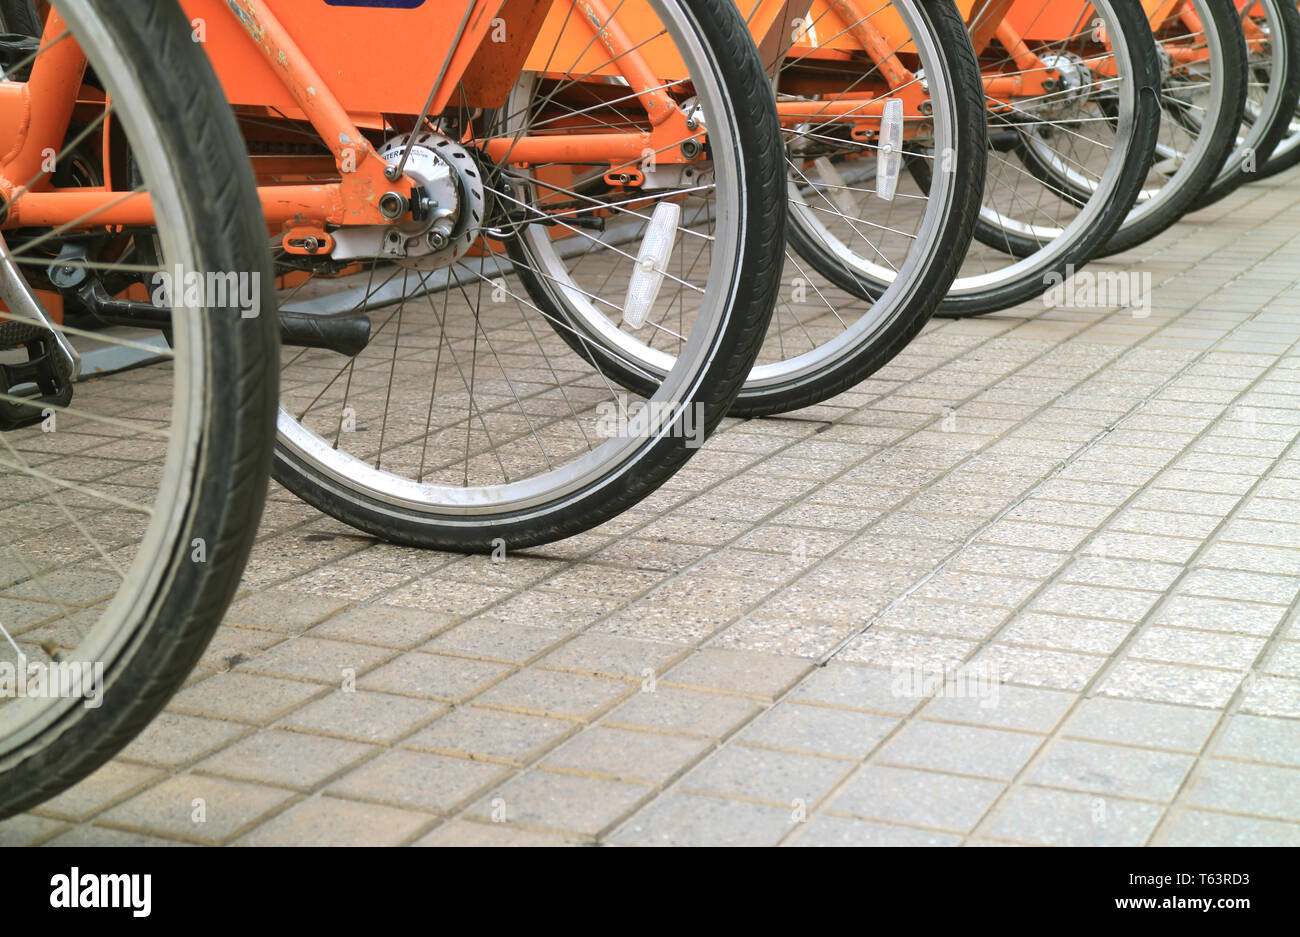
[6,170,1300,847]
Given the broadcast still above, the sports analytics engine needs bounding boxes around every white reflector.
[876,98,904,202]
[622,201,680,329]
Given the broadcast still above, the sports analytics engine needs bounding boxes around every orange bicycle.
[0,0,785,815]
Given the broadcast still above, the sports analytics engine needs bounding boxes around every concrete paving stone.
[328,749,507,812]
[382,577,516,615]
[1061,556,1184,592]
[1241,671,1300,718]
[1161,809,1300,846]
[610,792,796,846]
[236,635,394,684]
[1200,543,1300,578]
[1179,568,1300,606]
[407,706,573,762]
[639,573,774,612]
[358,652,509,702]
[790,663,921,715]
[873,599,1011,640]
[475,667,631,718]
[1099,659,1244,708]
[1214,714,1300,767]
[43,825,191,847]
[98,774,295,844]
[603,686,761,738]
[1154,596,1286,635]
[946,544,1070,580]
[196,729,376,790]
[1128,627,1265,671]
[480,590,624,630]
[708,615,853,659]
[681,744,852,806]
[978,520,1092,553]
[278,689,443,743]
[424,619,568,663]
[307,604,457,648]
[592,604,736,644]
[738,701,897,759]
[169,671,324,724]
[1029,739,1194,801]
[1004,499,1116,529]
[198,625,284,671]
[413,818,573,846]
[914,571,1041,608]
[1262,642,1300,677]
[877,721,1042,780]
[534,565,671,601]
[118,712,248,768]
[837,534,958,567]
[536,632,685,679]
[0,814,68,846]
[872,512,989,543]
[468,769,647,835]
[999,612,1134,655]
[541,726,711,784]
[925,684,1077,733]
[1030,583,1162,623]
[1187,760,1300,821]
[837,628,976,671]
[236,795,430,846]
[225,591,350,632]
[1109,508,1222,540]
[1064,697,1219,752]
[791,814,961,846]
[751,585,887,622]
[662,648,812,699]
[31,760,162,822]
[275,565,410,603]
[829,765,1005,832]
[733,525,854,557]
[1085,531,1202,564]
[437,554,565,588]
[973,644,1106,691]
[985,787,1164,846]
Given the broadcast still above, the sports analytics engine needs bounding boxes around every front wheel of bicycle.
[0,0,278,819]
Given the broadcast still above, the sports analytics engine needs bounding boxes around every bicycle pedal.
[0,329,74,431]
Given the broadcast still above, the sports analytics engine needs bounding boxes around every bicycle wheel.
[1096,0,1248,255]
[934,0,1163,318]
[271,0,784,551]
[1196,0,1300,198]
[0,0,278,818]
[538,0,986,417]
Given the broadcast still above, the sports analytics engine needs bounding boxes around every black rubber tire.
[0,0,279,819]
[0,0,40,34]
[272,0,784,552]
[934,0,1163,318]
[1096,0,1248,255]
[1194,0,1300,202]
[744,0,986,417]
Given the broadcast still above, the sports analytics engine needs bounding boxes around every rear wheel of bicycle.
[934,0,1162,318]
[1095,0,1247,255]
[1196,0,1300,199]
[0,0,278,818]
[534,0,986,417]
[271,0,784,551]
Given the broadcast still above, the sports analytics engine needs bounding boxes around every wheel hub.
[330,132,486,270]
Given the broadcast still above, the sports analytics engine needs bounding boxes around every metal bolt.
[680,139,701,159]
[379,191,409,220]
[919,100,933,116]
